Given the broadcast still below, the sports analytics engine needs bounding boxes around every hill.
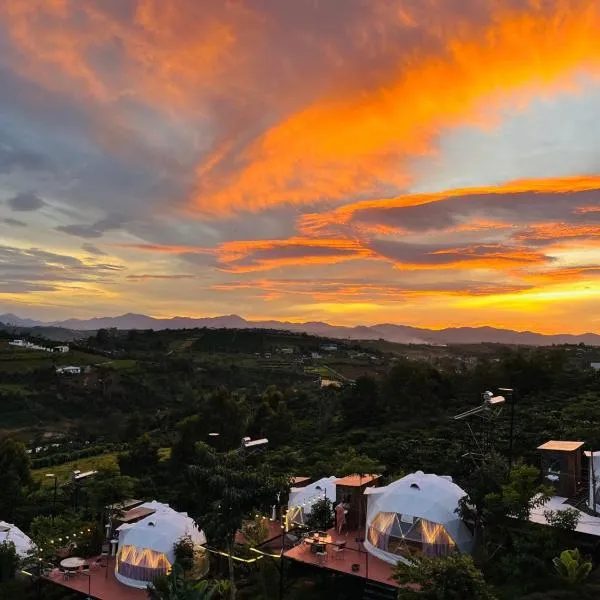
[1,312,599,346]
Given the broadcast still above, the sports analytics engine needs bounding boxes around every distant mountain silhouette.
[1,312,598,346]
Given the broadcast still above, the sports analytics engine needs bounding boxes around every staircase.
[362,580,397,600]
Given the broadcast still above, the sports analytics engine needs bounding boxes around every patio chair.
[316,551,327,565]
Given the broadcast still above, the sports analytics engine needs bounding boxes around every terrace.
[282,528,398,589]
[43,556,146,600]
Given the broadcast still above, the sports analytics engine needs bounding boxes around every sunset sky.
[1,0,600,333]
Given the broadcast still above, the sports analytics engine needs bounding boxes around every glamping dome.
[0,521,34,558]
[115,502,206,589]
[364,471,474,565]
[286,477,336,529]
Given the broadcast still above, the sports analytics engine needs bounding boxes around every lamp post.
[45,474,57,523]
[498,388,516,469]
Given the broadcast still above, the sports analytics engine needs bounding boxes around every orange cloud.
[298,176,600,235]
[216,237,375,273]
[190,1,600,215]
[514,222,600,243]
[1,0,246,111]
[213,278,531,303]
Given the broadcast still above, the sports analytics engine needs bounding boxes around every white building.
[56,366,81,375]
[115,501,207,589]
[54,345,69,353]
[364,471,474,565]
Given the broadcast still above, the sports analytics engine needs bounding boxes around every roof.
[529,495,600,537]
[364,472,474,561]
[288,476,337,519]
[334,474,380,487]
[292,476,312,486]
[118,501,206,558]
[537,440,584,452]
[366,472,467,525]
[107,499,143,512]
[118,506,156,523]
[0,521,35,557]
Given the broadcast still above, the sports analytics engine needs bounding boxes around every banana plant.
[148,563,230,600]
[552,548,592,585]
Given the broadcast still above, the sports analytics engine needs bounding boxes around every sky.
[0,0,600,333]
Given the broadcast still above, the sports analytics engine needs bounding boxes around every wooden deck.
[43,556,147,600]
[283,528,398,588]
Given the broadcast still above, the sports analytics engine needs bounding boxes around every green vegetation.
[1,326,600,598]
[32,453,119,485]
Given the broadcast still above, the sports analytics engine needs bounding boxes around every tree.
[0,541,19,583]
[148,563,229,600]
[341,376,379,427]
[553,549,592,586]
[0,438,32,522]
[305,498,333,531]
[240,515,269,548]
[178,443,280,599]
[119,434,160,477]
[394,554,497,600]
[483,463,552,524]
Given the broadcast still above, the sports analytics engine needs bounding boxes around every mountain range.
[1,312,599,346]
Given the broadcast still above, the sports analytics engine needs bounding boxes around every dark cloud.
[82,243,107,255]
[56,213,127,239]
[367,240,551,269]
[1,217,27,227]
[0,147,48,174]
[0,245,124,295]
[350,189,600,233]
[6,192,45,212]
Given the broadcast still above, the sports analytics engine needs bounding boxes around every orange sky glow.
[0,0,599,333]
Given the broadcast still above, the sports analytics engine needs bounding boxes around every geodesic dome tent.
[0,521,34,558]
[115,502,206,589]
[286,476,336,529]
[364,471,474,565]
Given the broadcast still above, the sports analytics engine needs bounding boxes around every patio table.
[60,557,86,570]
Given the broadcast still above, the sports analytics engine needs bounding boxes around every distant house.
[320,378,342,389]
[591,363,600,371]
[56,366,81,375]
[311,352,322,359]
[280,347,294,355]
[321,344,338,352]
[9,339,25,347]
[54,345,69,353]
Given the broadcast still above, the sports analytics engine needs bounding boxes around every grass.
[32,453,119,485]
[0,383,31,395]
[109,359,137,370]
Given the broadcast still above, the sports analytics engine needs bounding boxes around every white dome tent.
[364,471,474,565]
[0,521,34,558]
[286,477,336,529]
[115,501,206,589]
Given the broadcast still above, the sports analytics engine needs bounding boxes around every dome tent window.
[364,471,474,565]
